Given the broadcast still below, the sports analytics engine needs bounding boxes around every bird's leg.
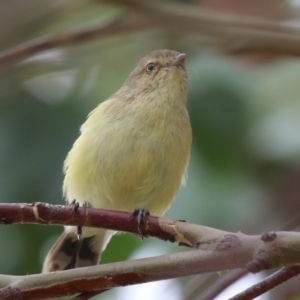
[69,200,88,240]
[130,208,150,238]
[70,199,80,211]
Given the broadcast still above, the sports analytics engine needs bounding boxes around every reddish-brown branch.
[229,265,300,300]
[0,287,22,300]
[1,203,300,299]
[0,202,175,242]
[1,203,300,270]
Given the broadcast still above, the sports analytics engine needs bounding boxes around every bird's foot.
[130,208,150,238]
[69,200,88,240]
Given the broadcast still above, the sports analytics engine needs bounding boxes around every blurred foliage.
[1,0,300,299]
[188,56,251,171]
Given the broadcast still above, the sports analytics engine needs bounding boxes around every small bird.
[42,49,192,272]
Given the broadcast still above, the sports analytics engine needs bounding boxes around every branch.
[1,203,300,299]
[107,0,300,56]
[0,243,297,300]
[229,265,300,300]
[0,248,266,300]
[0,14,148,66]
[185,214,300,300]
[0,202,175,242]
[0,202,300,270]
[184,270,248,300]
[2,0,300,65]
[0,203,300,269]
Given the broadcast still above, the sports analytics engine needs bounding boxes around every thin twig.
[0,14,148,66]
[191,270,248,300]
[101,0,300,56]
[229,265,300,300]
[2,1,300,66]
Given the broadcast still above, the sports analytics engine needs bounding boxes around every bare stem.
[1,203,300,299]
[229,266,300,300]
[1,1,300,66]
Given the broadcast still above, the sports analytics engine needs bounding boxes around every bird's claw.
[130,208,150,238]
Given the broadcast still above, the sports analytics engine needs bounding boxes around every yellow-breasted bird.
[43,49,192,272]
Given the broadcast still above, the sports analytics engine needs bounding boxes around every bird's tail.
[42,227,114,272]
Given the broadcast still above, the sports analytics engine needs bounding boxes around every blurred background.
[1,0,300,299]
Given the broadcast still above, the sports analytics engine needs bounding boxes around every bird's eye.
[146,63,155,73]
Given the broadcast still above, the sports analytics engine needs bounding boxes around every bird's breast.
[63,100,191,216]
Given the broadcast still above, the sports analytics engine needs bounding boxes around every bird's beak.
[170,53,186,67]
